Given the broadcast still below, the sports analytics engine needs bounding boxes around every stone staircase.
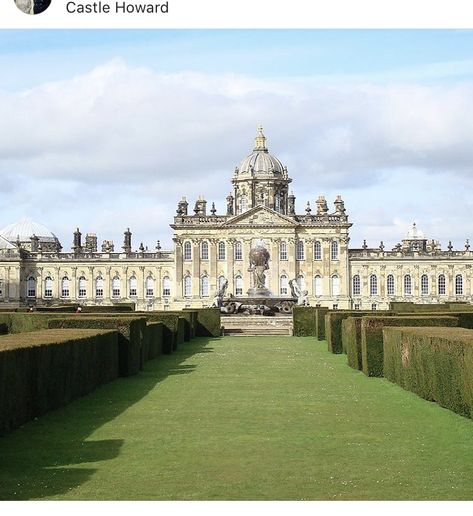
[221,314,293,336]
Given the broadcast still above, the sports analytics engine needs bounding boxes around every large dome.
[235,126,286,177]
[0,217,57,243]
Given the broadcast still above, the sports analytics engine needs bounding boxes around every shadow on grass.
[0,337,218,501]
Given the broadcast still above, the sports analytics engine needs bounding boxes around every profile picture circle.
[15,0,51,15]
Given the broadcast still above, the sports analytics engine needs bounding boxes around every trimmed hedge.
[383,326,473,418]
[326,310,393,354]
[315,307,330,341]
[48,317,146,377]
[292,307,317,336]
[0,329,119,437]
[190,308,221,337]
[361,316,459,378]
[342,317,363,370]
[147,322,164,359]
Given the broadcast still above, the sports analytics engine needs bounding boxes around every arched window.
[129,276,137,297]
[162,276,171,297]
[95,277,104,298]
[296,240,305,261]
[314,275,322,297]
[279,241,288,261]
[297,274,306,292]
[201,241,209,260]
[331,241,339,261]
[44,276,53,298]
[218,275,226,290]
[27,276,36,298]
[331,275,340,296]
[387,274,395,296]
[146,276,154,297]
[369,274,378,296]
[26,276,36,298]
[183,241,192,261]
[280,275,288,295]
[438,274,446,295]
[61,276,70,298]
[200,276,209,297]
[112,276,120,298]
[183,275,192,297]
[352,275,361,295]
[234,241,243,261]
[235,275,243,296]
[78,276,87,298]
[404,274,412,296]
[455,274,463,295]
[421,274,429,296]
[314,241,322,260]
[218,241,226,260]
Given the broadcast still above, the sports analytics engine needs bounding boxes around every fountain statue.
[247,240,272,297]
[211,278,228,308]
[289,278,310,306]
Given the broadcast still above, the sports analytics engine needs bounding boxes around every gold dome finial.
[254,124,267,151]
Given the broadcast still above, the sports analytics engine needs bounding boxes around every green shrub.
[48,317,146,377]
[292,307,317,336]
[343,317,363,370]
[361,316,458,378]
[192,308,221,337]
[0,329,119,437]
[147,322,164,359]
[315,307,329,341]
[326,310,392,354]
[383,326,473,418]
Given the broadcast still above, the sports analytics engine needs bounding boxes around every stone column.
[174,238,183,301]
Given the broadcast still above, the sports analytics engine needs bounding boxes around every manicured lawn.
[1,336,473,500]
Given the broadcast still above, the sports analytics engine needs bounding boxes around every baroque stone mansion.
[1,127,472,311]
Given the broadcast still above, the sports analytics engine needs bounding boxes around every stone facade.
[1,128,472,310]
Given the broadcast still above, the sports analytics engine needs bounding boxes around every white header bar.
[2,0,473,29]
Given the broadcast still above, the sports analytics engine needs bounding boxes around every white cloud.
[1,59,473,249]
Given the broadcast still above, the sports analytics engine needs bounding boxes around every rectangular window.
[96,288,103,298]
[146,288,154,297]
[44,289,52,298]
[354,304,360,310]
[332,304,338,310]
[371,304,377,310]
[0,280,3,298]
[78,288,86,298]
[129,288,137,297]
[61,288,70,298]
[112,288,120,298]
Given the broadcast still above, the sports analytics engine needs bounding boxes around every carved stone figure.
[248,241,271,296]
[290,278,309,306]
[211,278,228,308]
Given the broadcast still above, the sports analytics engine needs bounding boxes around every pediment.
[220,206,298,228]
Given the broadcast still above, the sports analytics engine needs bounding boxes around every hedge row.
[48,317,147,377]
[325,311,395,354]
[360,316,459,377]
[292,307,317,336]
[383,326,473,418]
[0,329,119,436]
[342,318,363,370]
[188,308,221,337]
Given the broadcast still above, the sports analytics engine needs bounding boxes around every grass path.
[1,336,473,500]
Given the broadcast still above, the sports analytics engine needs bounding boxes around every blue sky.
[1,30,473,250]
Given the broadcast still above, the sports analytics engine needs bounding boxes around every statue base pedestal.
[247,287,272,297]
